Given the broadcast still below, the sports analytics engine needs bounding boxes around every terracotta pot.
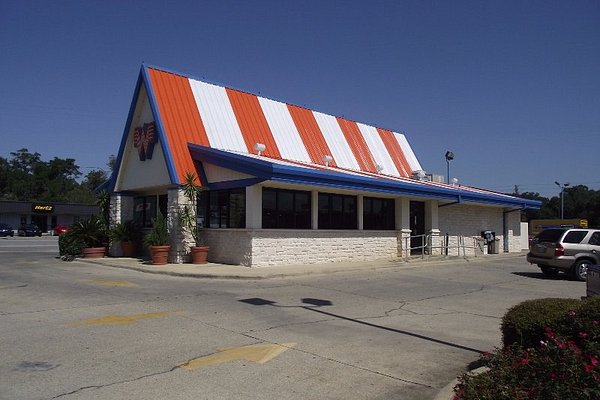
[149,245,170,265]
[120,241,136,257]
[82,247,105,258]
[190,246,209,264]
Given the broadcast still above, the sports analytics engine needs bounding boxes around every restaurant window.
[262,188,311,229]
[318,193,357,229]
[198,188,246,228]
[363,197,395,230]
[134,196,157,228]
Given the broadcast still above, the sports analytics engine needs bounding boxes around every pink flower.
[585,364,594,373]
[579,331,589,339]
[590,356,599,367]
[568,310,576,317]
[544,327,555,339]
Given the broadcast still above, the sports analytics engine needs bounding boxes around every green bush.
[501,298,581,348]
[58,232,85,257]
[455,297,600,399]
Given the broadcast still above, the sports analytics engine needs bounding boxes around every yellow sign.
[180,343,296,370]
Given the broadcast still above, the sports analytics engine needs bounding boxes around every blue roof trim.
[141,64,179,185]
[209,178,266,191]
[188,144,541,209]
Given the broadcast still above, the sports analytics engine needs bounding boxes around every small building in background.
[0,201,98,234]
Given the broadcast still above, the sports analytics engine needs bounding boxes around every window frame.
[262,187,311,229]
[318,192,357,230]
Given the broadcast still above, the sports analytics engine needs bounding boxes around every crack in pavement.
[50,365,181,399]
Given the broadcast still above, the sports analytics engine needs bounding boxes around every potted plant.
[143,211,170,265]
[109,220,141,257]
[178,171,209,264]
[68,216,108,258]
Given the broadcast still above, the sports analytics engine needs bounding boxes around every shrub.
[455,298,600,399]
[501,298,581,348]
[143,212,170,247]
[58,232,85,257]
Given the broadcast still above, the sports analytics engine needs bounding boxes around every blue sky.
[1,0,598,198]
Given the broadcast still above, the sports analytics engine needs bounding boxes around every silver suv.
[527,228,600,281]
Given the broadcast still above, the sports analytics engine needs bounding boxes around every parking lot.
[0,238,585,400]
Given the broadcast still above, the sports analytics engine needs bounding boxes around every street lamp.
[555,181,570,219]
[445,151,454,184]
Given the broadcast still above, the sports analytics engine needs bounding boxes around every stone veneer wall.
[203,229,401,267]
[438,204,522,254]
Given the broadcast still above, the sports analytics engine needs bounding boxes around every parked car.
[53,224,70,235]
[0,223,14,237]
[527,228,600,281]
[18,224,42,237]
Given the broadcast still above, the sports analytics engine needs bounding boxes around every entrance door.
[31,215,48,233]
[410,201,425,254]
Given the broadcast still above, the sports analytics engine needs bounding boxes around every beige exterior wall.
[203,229,400,267]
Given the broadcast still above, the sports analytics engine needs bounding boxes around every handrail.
[402,234,487,260]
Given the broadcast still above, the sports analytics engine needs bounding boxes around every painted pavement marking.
[180,343,296,370]
[71,311,181,326]
[81,279,138,287]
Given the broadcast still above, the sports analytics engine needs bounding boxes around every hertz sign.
[32,204,54,214]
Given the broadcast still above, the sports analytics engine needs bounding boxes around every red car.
[53,224,70,235]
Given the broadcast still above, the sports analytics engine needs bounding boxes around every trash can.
[586,265,600,297]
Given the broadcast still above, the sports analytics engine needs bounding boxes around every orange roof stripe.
[147,68,209,184]
[336,118,377,172]
[377,128,412,176]
[287,105,336,167]
[225,89,282,159]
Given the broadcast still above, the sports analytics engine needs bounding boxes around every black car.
[0,223,14,237]
[18,224,42,237]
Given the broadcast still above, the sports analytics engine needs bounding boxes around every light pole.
[554,181,570,219]
[445,151,454,184]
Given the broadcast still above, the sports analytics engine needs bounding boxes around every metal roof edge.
[188,146,540,208]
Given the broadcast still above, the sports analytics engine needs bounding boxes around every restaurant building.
[106,64,540,266]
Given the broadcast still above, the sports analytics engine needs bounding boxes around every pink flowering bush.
[454,297,600,399]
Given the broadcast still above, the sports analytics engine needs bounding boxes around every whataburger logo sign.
[133,122,157,161]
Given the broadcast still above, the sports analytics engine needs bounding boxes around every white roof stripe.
[257,97,311,163]
[357,123,400,177]
[312,111,360,170]
[189,79,248,153]
[394,132,422,172]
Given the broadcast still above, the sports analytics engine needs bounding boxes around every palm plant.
[178,171,203,246]
[143,211,170,247]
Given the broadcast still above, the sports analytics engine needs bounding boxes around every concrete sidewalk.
[76,252,526,280]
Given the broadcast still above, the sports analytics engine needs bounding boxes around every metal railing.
[402,234,486,261]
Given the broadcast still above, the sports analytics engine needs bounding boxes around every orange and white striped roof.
[143,65,422,185]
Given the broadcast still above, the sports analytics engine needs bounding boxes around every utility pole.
[554,181,570,219]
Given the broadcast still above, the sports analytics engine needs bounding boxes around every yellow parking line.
[71,311,181,326]
[82,279,137,287]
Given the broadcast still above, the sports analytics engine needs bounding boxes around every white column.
[357,194,364,230]
[425,200,441,255]
[246,185,262,229]
[311,191,319,229]
[396,198,411,257]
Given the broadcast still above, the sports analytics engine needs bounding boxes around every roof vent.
[254,143,266,156]
[376,164,384,174]
[323,155,333,167]
[411,170,426,180]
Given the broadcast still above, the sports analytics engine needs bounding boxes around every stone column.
[357,194,364,230]
[167,188,193,263]
[311,190,319,230]
[425,200,441,255]
[108,193,134,257]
